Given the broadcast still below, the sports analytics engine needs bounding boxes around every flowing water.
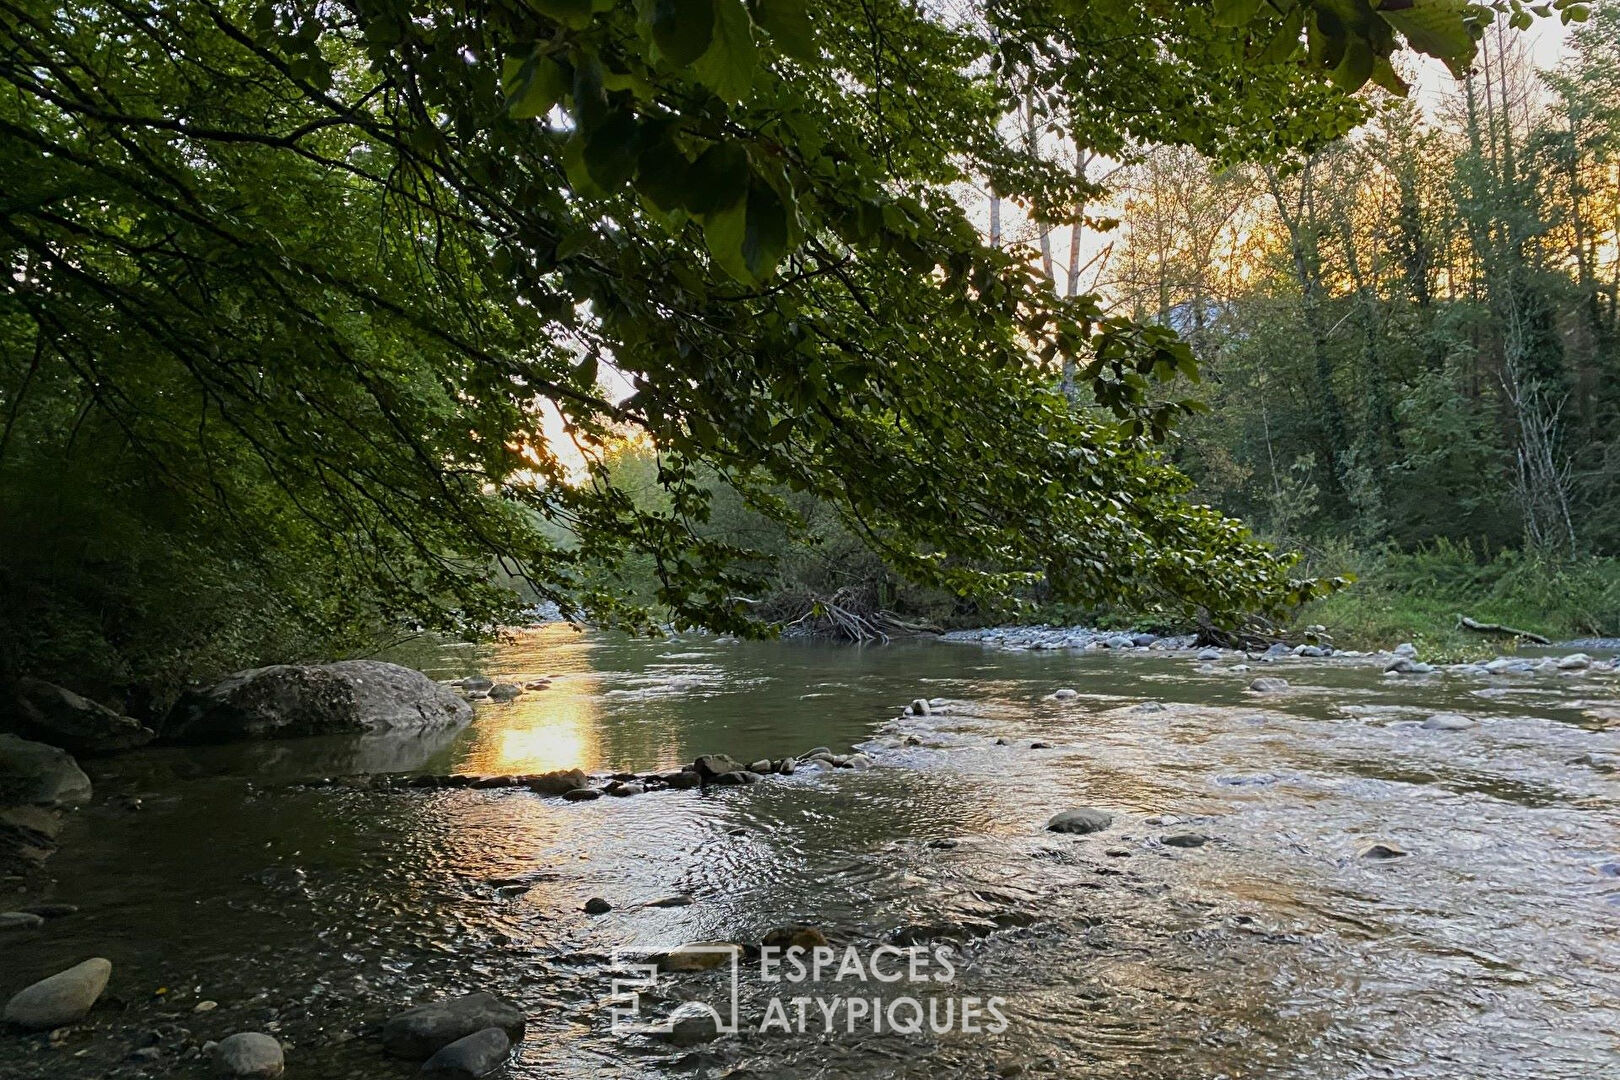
[5,627,1620,1079]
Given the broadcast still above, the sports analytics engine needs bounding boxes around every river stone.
[1358,842,1408,859]
[692,754,745,781]
[663,770,701,789]
[660,943,739,972]
[799,746,832,760]
[906,698,931,716]
[583,897,612,915]
[462,676,494,693]
[1421,713,1476,731]
[1394,642,1418,657]
[761,925,829,951]
[777,758,796,775]
[1052,688,1079,700]
[3,957,112,1029]
[1197,648,1222,661]
[711,770,760,785]
[486,683,522,701]
[1132,633,1158,647]
[381,993,525,1060]
[1294,644,1325,657]
[212,1032,284,1078]
[163,661,472,743]
[0,735,92,807]
[1162,833,1208,848]
[1558,653,1592,670]
[421,1026,511,1078]
[606,782,644,796]
[1384,658,1434,675]
[526,768,587,796]
[748,759,773,774]
[561,787,600,801]
[841,754,872,770]
[1248,678,1289,693]
[9,679,155,756]
[1047,808,1113,835]
[0,911,44,930]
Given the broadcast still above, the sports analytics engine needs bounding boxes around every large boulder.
[6,679,155,756]
[691,754,745,781]
[0,735,91,807]
[3,957,112,1029]
[381,992,525,1060]
[163,661,472,743]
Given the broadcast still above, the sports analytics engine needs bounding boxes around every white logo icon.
[608,946,741,1038]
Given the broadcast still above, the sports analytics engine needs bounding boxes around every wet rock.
[212,1032,284,1079]
[1051,688,1078,700]
[1197,648,1222,661]
[798,746,832,760]
[841,754,872,770]
[747,759,773,774]
[1558,653,1592,671]
[1133,701,1167,713]
[1046,808,1113,835]
[8,679,155,755]
[761,926,828,950]
[1358,842,1408,859]
[1105,635,1135,649]
[646,894,694,908]
[19,903,78,919]
[421,1026,510,1078]
[606,783,645,797]
[1263,642,1290,658]
[1132,633,1158,647]
[1394,642,1418,658]
[1384,657,1434,675]
[486,683,522,702]
[711,770,761,785]
[660,943,739,972]
[583,897,612,915]
[1161,833,1208,848]
[1248,678,1289,693]
[776,758,796,775]
[1421,713,1476,731]
[1,734,93,810]
[692,754,745,781]
[661,1002,722,1046]
[994,737,1009,746]
[3,957,112,1029]
[561,787,601,801]
[1104,847,1132,858]
[663,770,701,790]
[462,676,494,693]
[163,661,472,743]
[1028,741,1053,750]
[0,911,44,930]
[1294,645,1325,658]
[522,680,551,691]
[381,992,526,1060]
[906,698,931,716]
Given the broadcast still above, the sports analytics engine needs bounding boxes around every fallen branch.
[1456,615,1550,645]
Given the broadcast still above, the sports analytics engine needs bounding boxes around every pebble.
[212,1032,285,1079]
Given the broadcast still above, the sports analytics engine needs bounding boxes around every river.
[5,626,1619,1079]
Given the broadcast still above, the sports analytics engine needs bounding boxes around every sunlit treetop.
[0,0,1568,638]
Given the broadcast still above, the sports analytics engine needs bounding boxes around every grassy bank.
[1290,540,1620,660]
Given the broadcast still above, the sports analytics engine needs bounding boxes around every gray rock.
[646,894,695,908]
[212,1032,284,1078]
[526,768,587,796]
[381,992,526,1060]
[583,897,612,915]
[798,746,832,760]
[1294,645,1325,658]
[1384,658,1434,675]
[606,782,644,796]
[9,679,155,755]
[1051,688,1079,700]
[907,698,930,716]
[1263,642,1290,657]
[662,1002,722,1047]
[1197,648,1222,661]
[0,735,92,807]
[1248,678,1290,693]
[0,911,44,930]
[486,683,522,701]
[663,770,701,789]
[421,1027,511,1078]
[1358,842,1408,859]
[1106,635,1135,649]
[1162,833,1208,848]
[711,770,760,785]
[1394,642,1418,658]
[3,957,112,1029]
[1046,807,1113,835]
[1421,713,1476,731]
[776,758,796,775]
[1558,653,1592,670]
[692,754,745,781]
[747,759,773,774]
[1132,634,1158,647]
[163,661,472,743]
[462,676,494,693]
[561,787,601,801]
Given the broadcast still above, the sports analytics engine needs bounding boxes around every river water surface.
[5,627,1620,1079]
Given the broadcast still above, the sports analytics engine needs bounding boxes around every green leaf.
[649,0,716,66]
[1211,0,1264,28]
[703,180,789,283]
[1368,54,1409,95]
[691,0,757,101]
[634,133,693,211]
[683,142,749,215]
[533,0,595,30]
[754,0,816,60]
[502,55,569,119]
[582,109,641,189]
[1378,0,1480,76]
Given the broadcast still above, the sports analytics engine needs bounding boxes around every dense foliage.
[1,0,1573,705]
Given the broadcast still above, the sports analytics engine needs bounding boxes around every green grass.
[1291,539,1620,661]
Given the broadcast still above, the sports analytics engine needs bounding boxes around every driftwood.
[768,585,940,644]
[1456,615,1550,645]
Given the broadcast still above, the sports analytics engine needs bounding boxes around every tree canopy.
[0,0,1577,698]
